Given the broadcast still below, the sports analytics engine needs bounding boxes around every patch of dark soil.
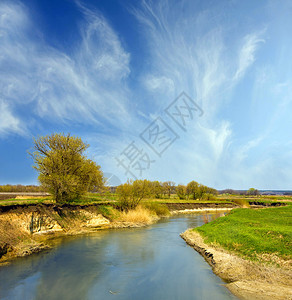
[0,243,13,259]
[249,201,286,207]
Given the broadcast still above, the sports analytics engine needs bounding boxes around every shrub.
[116,180,151,211]
[201,193,217,201]
[232,198,250,208]
[143,202,170,216]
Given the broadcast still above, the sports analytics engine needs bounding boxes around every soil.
[0,202,236,264]
[0,203,151,264]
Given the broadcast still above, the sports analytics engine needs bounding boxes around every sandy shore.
[181,229,292,300]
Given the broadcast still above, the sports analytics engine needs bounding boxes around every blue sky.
[0,0,292,189]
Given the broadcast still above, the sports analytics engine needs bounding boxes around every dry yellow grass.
[232,198,250,208]
[119,206,155,224]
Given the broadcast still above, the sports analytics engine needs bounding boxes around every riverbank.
[0,202,238,264]
[181,206,292,300]
[0,204,160,264]
[0,212,239,300]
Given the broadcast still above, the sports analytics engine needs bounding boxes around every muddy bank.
[248,201,286,207]
[181,230,292,300]
[0,204,157,264]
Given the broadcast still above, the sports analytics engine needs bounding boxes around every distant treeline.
[0,181,218,198]
[219,189,260,195]
[2,185,279,197]
[0,184,48,193]
[219,189,292,196]
[219,188,277,196]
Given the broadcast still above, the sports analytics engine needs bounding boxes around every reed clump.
[119,206,155,224]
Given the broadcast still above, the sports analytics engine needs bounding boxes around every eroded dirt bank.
[181,230,292,300]
[0,204,157,264]
[0,202,239,264]
[0,201,278,266]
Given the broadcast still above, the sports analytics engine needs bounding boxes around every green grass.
[195,206,292,262]
[0,193,117,206]
[1,193,290,207]
[84,192,118,201]
[0,197,53,206]
[96,205,120,220]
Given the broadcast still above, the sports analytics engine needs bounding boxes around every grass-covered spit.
[195,205,292,264]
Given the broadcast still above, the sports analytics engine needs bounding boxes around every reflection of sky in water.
[2,272,41,300]
[0,213,237,300]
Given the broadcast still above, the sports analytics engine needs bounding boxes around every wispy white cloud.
[2,0,291,189]
[128,0,272,188]
[234,32,265,81]
[235,136,265,163]
[0,99,24,135]
[134,1,265,112]
[143,75,174,94]
[0,1,131,136]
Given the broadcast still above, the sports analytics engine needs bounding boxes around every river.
[0,213,237,300]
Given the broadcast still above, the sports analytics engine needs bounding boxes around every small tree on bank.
[246,188,259,196]
[186,181,218,200]
[176,184,187,199]
[186,181,199,199]
[116,179,151,210]
[30,133,104,203]
[150,181,163,199]
[162,181,176,198]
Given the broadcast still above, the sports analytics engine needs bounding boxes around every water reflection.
[0,213,237,300]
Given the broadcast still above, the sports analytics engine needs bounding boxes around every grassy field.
[1,192,291,207]
[0,197,54,206]
[195,205,292,263]
[217,194,292,203]
[0,192,232,206]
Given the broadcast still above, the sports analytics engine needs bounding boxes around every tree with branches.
[30,133,104,203]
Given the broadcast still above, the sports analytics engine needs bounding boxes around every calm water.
[0,214,237,300]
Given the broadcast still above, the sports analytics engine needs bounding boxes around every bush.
[143,202,170,216]
[201,193,217,201]
[232,198,250,208]
[116,180,151,211]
